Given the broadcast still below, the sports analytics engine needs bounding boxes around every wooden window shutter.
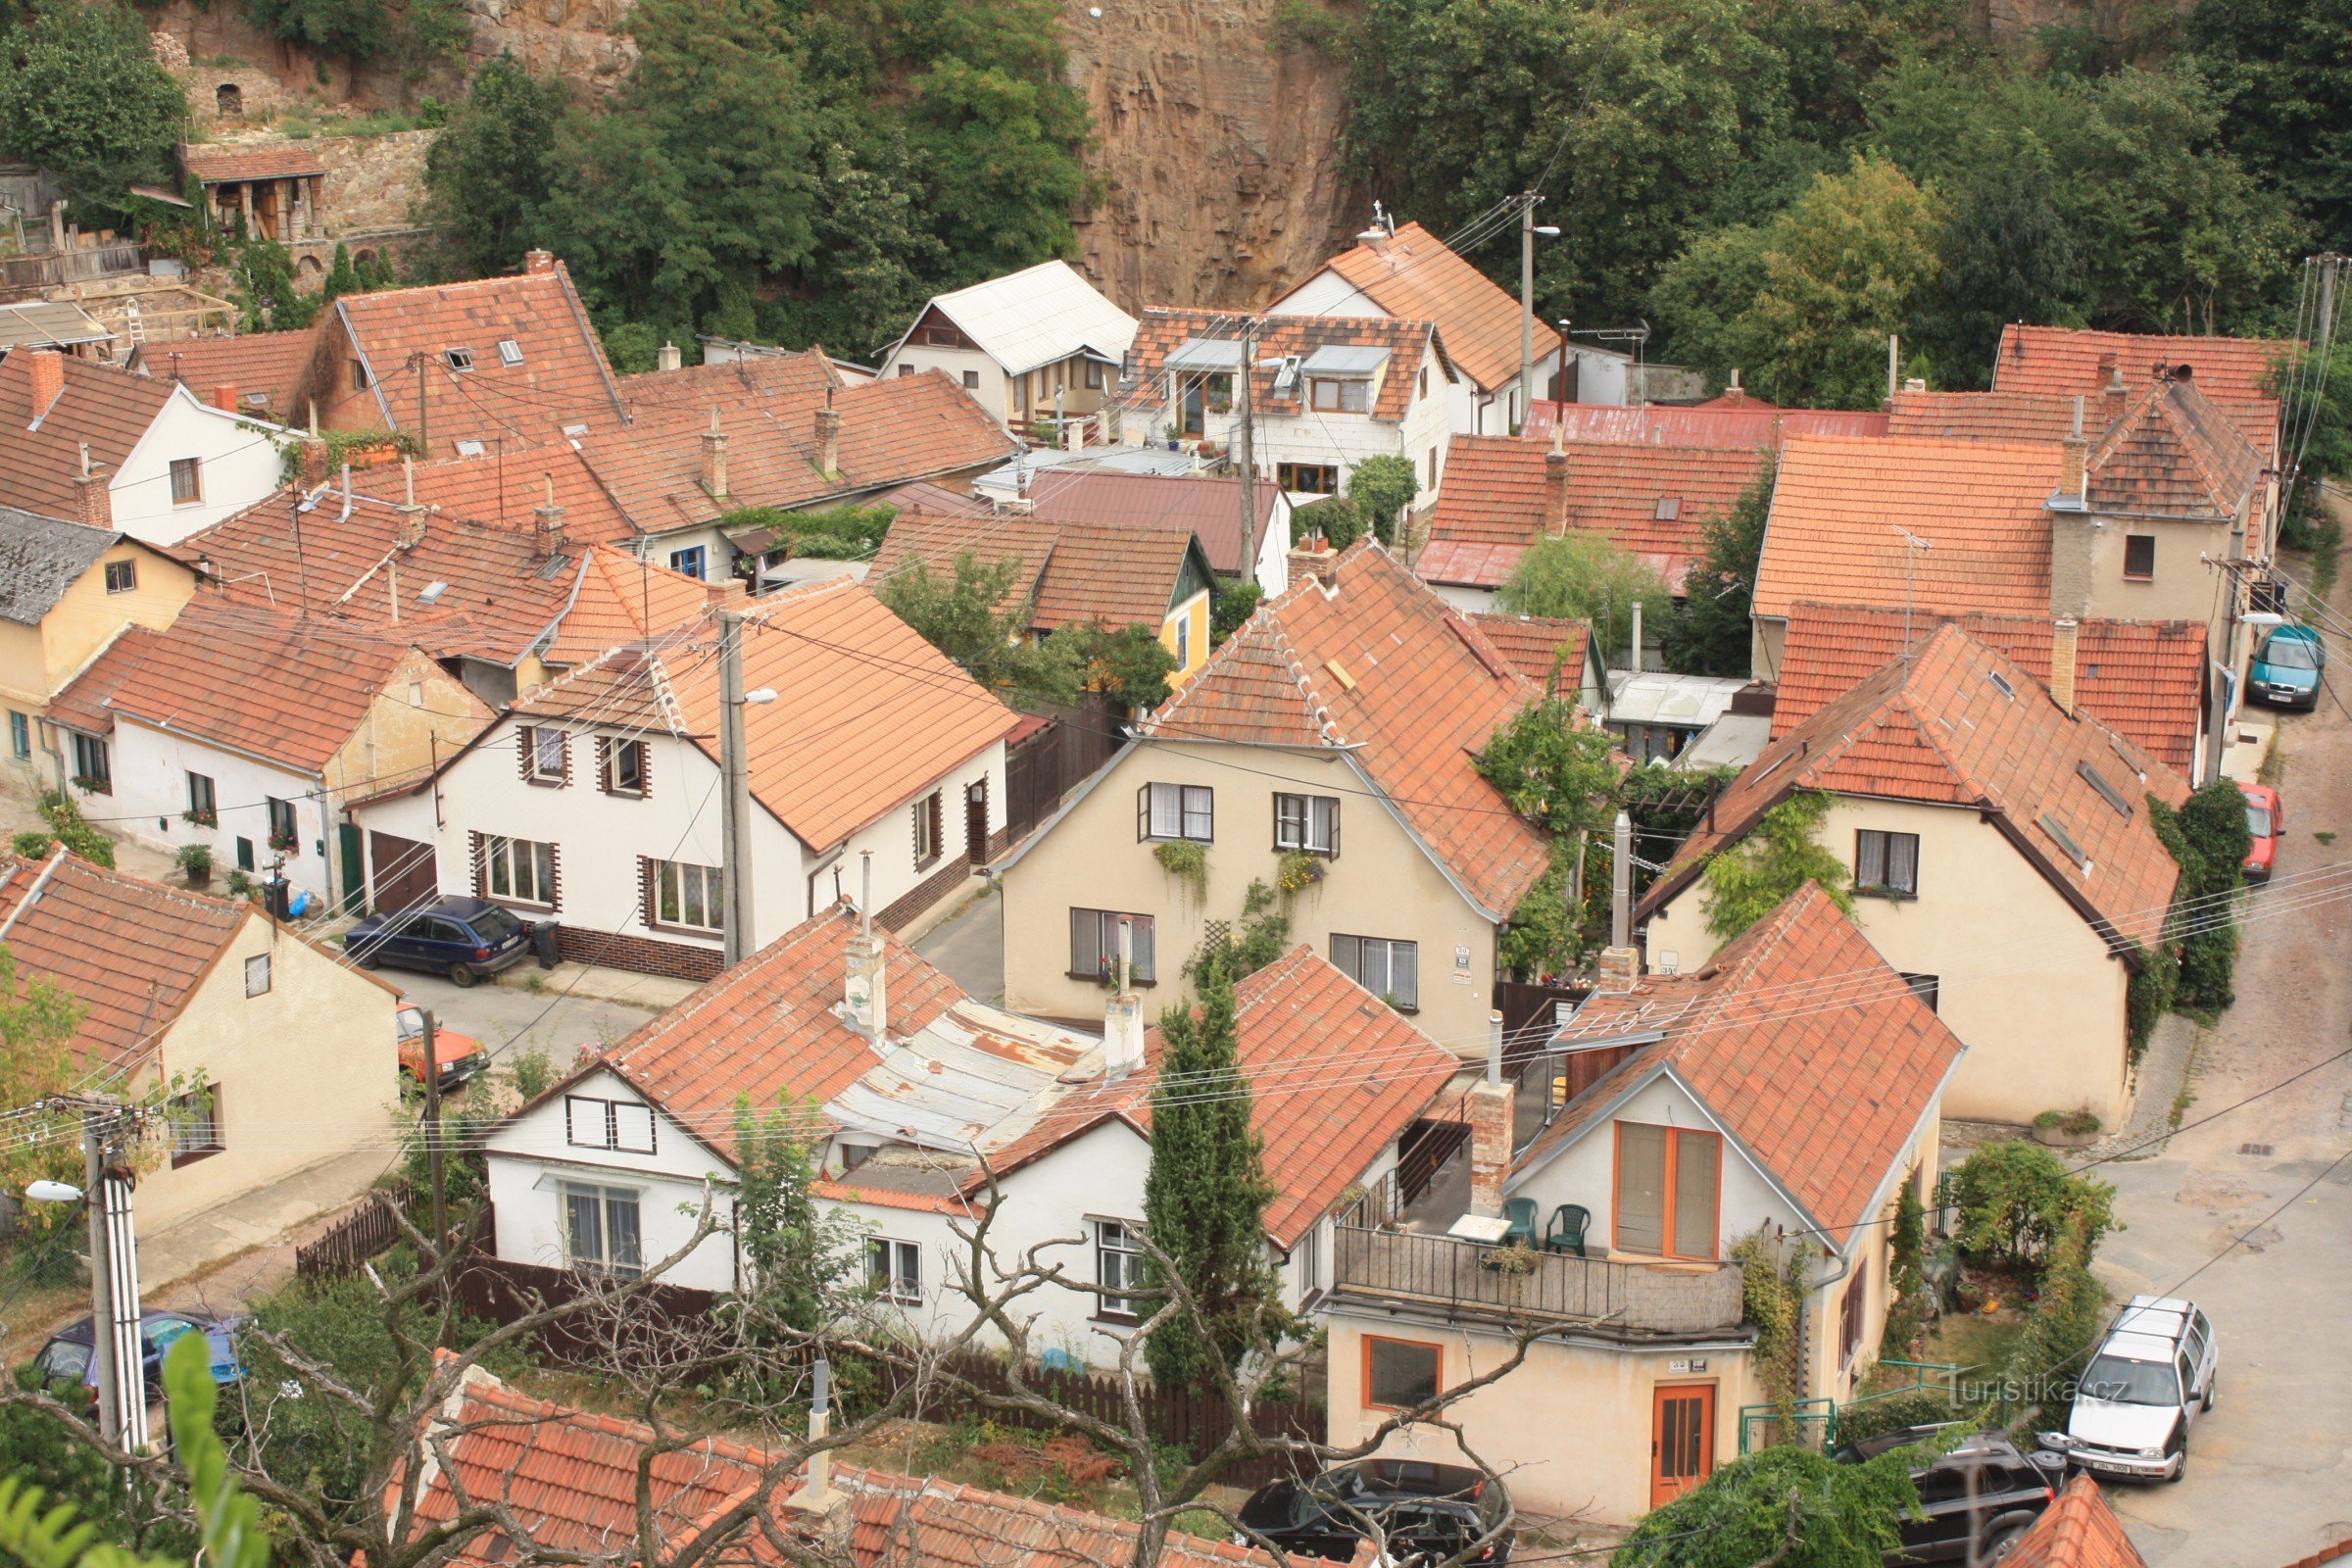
[636,856,655,929]
[596,735,612,794]
[547,841,562,911]
[516,728,534,783]
[469,831,487,899]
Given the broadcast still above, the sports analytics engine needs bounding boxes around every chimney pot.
[25,348,65,416]
[211,383,238,414]
[72,454,111,531]
[1286,531,1333,589]
[656,340,682,373]
[522,248,555,276]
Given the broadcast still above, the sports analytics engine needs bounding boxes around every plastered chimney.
[657,341,682,373]
[522,248,556,276]
[701,409,728,501]
[843,854,889,1041]
[72,444,111,530]
[2058,395,2088,502]
[25,348,65,418]
[1544,425,1569,538]
[1102,917,1145,1074]
[1465,1011,1513,1220]
[814,388,842,479]
[1596,809,1641,994]
[533,472,565,557]
[2049,617,2081,715]
[395,456,427,550]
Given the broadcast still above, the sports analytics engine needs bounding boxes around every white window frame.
[562,1182,643,1276]
[652,860,724,933]
[1309,378,1370,414]
[564,1094,658,1154]
[528,726,566,782]
[606,737,646,795]
[243,954,271,998]
[1331,934,1419,1010]
[104,560,137,593]
[867,1237,921,1303]
[1096,1219,1144,1320]
[1070,908,1154,984]
[1141,781,1212,843]
[485,835,557,906]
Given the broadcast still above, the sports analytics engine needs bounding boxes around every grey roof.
[0,302,112,353]
[1166,337,1243,371]
[1299,344,1391,375]
[0,508,122,624]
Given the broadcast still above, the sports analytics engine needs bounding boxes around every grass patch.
[2258,725,2286,787]
[1921,1307,2027,1382]
[2319,830,2338,845]
[334,111,421,137]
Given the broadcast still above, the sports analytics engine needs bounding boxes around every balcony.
[1329,1222,1746,1340]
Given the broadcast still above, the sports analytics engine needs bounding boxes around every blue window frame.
[668,546,708,579]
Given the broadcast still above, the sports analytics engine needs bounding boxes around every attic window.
[1986,670,2016,701]
[2039,812,2087,867]
[562,422,589,437]
[497,339,524,367]
[2078,760,2132,818]
[1654,497,1682,521]
[454,440,485,458]
[445,348,475,372]
[418,581,450,605]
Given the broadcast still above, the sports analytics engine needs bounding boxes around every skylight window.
[497,339,524,367]
[454,440,485,458]
[418,581,450,605]
[2078,760,2132,818]
[2039,812,2086,867]
[1986,670,2016,700]
[1654,497,1682,521]
[562,422,589,437]
[445,348,475,372]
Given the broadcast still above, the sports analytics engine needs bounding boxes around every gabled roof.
[0,351,178,519]
[2086,377,2262,519]
[1468,612,1590,696]
[1293,220,1559,396]
[48,600,485,773]
[1005,468,1280,580]
[1522,401,1887,448]
[616,351,843,425]
[870,509,1211,632]
[1752,436,2062,622]
[887,260,1139,379]
[1120,310,1452,425]
[1513,883,1962,1249]
[542,544,745,665]
[134,331,312,416]
[179,144,326,182]
[403,440,639,546]
[1418,434,1765,592]
[514,578,1018,852]
[0,507,151,624]
[1644,625,2187,950]
[1143,541,1550,918]
[1993,323,2286,461]
[1775,604,2207,774]
[2003,1476,2148,1568]
[1886,389,2082,444]
[331,264,627,447]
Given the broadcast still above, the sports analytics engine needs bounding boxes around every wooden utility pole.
[1235,317,1257,585]
[420,1007,445,1249]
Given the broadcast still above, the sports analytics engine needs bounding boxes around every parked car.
[2248,625,2325,709]
[396,1001,491,1090]
[2038,1296,2218,1483]
[2239,782,2282,884]
[30,1311,245,1407]
[1236,1459,1511,1565]
[344,898,531,987]
[1835,1426,2062,1562]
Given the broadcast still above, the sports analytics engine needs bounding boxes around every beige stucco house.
[0,507,197,801]
[1320,884,1961,1525]
[0,847,402,1239]
[1639,626,2186,1129]
[994,540,1561,1052]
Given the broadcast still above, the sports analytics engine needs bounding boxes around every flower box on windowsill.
[268,831,299,854]
[70,776,107,795]
[182,809,218,829]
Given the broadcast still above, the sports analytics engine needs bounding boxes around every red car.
[396,1001,490,1090]
[2239,782,2281,883]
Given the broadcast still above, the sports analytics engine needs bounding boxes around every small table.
[1446,1213,1512,1245]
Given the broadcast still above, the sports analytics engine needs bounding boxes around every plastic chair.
[1544,1203,1591,1256]
[1500,1198,1539,1250]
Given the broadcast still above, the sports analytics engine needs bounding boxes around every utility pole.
[1519,195,1538,429]
[419,1007,445,1250]
[1235,316,1256,587]
[71,1102,146,1453]
[413,352,429,460]
[717,611,756,966]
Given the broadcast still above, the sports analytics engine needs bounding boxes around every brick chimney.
[522,248,555,276]
[814,387,841,479]
[533,472,565,557]
[25,348,65,418]
[2049,617,2081,716]
[72,444,111,530]
[2102,358,2129,432]
[210,384,239,414]
[1466,1012,1514,1220]
[1544,425,1570,538]
[1287,531,1334,589]
[700,409,728,501]
[1102,917,1145,1075]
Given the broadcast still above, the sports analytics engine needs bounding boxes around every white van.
[2040,1296,2219,1483]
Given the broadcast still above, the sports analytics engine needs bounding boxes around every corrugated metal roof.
[0,302,112,351]
[1605,670,1747,728]
[1166,336,1243,371]
[906,260,1138,378]
[826,998,1102,1153]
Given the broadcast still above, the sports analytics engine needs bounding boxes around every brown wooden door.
[368,830,439,917]
[1649,1383,1715,1509]
[964,779,990,868]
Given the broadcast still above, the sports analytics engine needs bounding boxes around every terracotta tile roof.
[2086,378,2262,519]
[542,544,745,665]
[615,352,842,425]
[582,372,1017,534]
[1146,541,1550,917]
[47,599,478,773]
[1013,469,1280,580]
[1519,882,1962,1246]
[1646,625,2188,950]
[1993,323,2286,461]
[1419,435,1765,592]
[870,510,1205,633]
[179,144,327,182]
[0,849,251,1075]
[0,351,177,518]
[1752,436,2063,622]
[1774,604,2208,774]
[2003,1476,2149,1568]
[519,578,1018,851]
[1886,389,2081,443]
[1119,309,1451,425]
[1468,612,1589,695]
[406,441,639,546]
[137,331,312,416]
[1310,220,1558,395]
[332,265,627,448]
[1523,401,1887,448]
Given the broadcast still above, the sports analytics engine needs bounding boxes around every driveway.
[392,967,668,1078]
[2097,554,2352,1566]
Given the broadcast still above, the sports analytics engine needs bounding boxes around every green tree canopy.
[0,2,184,223]
[1494,533,1671,661]
[2187,0,2352,253]
[1346,454,1419,545]
[421,54,570,281]
[1616,1443,1920,1567]
[1699,793,1853,940]
[1661,456,1774,677]
[874,551,1178,710]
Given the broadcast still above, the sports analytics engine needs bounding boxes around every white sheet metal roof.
[1299,344,1391,375]
[825,998,1105,1154]
[1606,670,1749,730]
[903,261,1138,379]
[0,301,112,352]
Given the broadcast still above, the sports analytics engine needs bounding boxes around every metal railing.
[1330,1223,1746,1336]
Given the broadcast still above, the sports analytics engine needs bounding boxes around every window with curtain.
[1096,1220,1143,1319]
[1330,934,1418,1010]
[1274,793,1339,855]
[1139,782,1213,842]
[1855,829,1920,898]
[866,1238,921,1302]
[1613,1122,1721,1259]
[1070,909,1155,983]
[563,1184,642,1276]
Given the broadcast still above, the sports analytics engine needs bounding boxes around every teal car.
[2249,625,2326,709]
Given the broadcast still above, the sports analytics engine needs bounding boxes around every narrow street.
[2099,554,2352,1566]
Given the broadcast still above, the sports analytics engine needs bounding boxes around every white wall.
[112,391,284,546]
[85,721,333,902]
[1266,269,1494,436]
[880,344,1011,426]
[1159,353,1457,513]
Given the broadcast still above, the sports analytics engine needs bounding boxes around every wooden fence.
[1004,694,1126,843]
[294,1182,414,1279]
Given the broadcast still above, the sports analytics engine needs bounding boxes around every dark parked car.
[1237,1459,1511,1565]
[31,1311,245,1406]
[1836,1427,2062,1563]
[344,898,531,986]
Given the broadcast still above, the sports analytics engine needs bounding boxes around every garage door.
[368,831,439,917]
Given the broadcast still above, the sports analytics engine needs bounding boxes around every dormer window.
[445,348,475,372]
[1310,378,1371,413]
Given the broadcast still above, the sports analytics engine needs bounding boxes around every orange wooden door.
[1649,1383,1716,1509]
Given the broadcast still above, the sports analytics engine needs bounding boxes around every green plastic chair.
[1500,1198,1539,1250]
[1545,1203,1591,1257]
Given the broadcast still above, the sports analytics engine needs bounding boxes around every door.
[1650,1383,1715,1509]
[964,779,990,869]
[368,830,439,917]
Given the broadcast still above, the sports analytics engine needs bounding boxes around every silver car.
[2040,1296,2218,1483]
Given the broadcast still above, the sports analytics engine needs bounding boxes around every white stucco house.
[348,578,1018,979]
[480,907,1464,1369]
[0,347,285,547]
[876,261,1139,436]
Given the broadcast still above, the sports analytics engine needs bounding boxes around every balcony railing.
[1330,1223,1746,1338]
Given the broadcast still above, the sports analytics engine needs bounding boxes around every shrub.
[10,833,52,859]
[1949,1141,2114,1280]
[176,843,214,878]
[1834,1390,1966,1449]
[2000,1213,2108,1425]
[36,794,114,870]
[1292,493,1361,549]
[1271,0,1346,55]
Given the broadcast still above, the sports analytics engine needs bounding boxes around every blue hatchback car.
[2248,625,2326,709]
[343,896,532,987]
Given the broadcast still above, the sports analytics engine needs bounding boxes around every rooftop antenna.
[1890,524,1934,665]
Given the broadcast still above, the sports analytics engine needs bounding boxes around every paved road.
[394,967,664,1079]
[2101,556,2352,1566]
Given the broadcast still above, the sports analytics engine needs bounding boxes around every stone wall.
[315,129,439,234]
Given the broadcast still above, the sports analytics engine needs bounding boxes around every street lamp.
[24,1179,83,1203]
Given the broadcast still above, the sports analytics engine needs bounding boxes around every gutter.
[0,845,70,943]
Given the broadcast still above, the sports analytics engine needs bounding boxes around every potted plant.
[176,843,214,888]
[181,808,218,828]
[2032,1108,2102,1148]
[1276,849,1324,896]
[268,827,299,854]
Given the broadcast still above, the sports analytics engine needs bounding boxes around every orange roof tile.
[136,331,312,416]
[1146,541,1550,918]
[1886,389,2082,443]
[330,264,627,449]
[1752,436,2064,622]
[1521,883,1963,1246]
[1775,604,2207,774]
[1310,220,1559,395]
[1523,401,1887,448]
[405,441,639,546]
[1993,323,2286,461]
[615,352,842,425]
[1009,469,1281,580]
[542,544,744,665]
[1120,310,1451,425]
[1419,435,1764,592]
[2003,1477,2149,1568]
[1468,612,1589,695]
[1644,625,2187,951]
[179,144,326,181]
[871,509,1208,633]
[0,351,178,518]
[2086,378,2261,519]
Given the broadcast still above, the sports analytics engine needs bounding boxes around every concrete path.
[912,884,1004,1004]
[398,964,685,1075]
[141,1147,393,1311]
